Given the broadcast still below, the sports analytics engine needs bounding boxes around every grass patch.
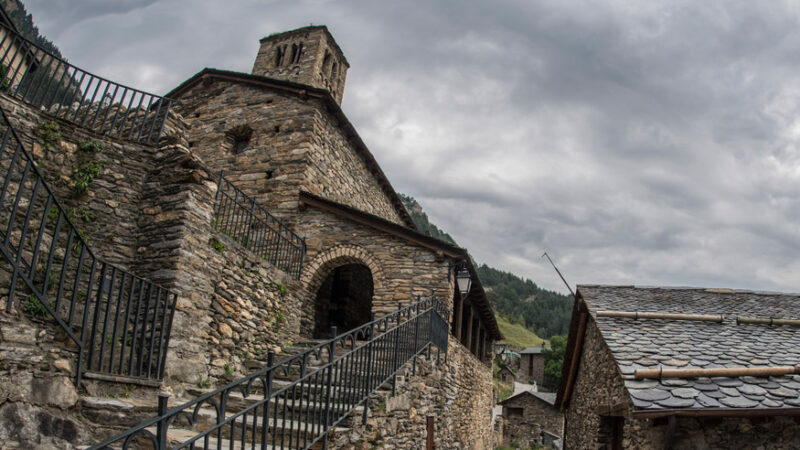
[495,313,547,349]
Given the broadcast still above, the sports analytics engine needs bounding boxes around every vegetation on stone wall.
[399,193,573,339]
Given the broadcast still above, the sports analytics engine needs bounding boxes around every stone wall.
[0,93,156,271]
[173,80,314,222]
[522,353,545,386]
[174,77,406,227]
[0,312,86,448]
[501,393,562,448]
[297,205,453,327]
[341,336,494,449]
[131,145,308,389]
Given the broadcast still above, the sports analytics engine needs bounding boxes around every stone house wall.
[302,105,404,224]
[342,337,494,449]
[501,393,562,448]
[522,353,545,386]
[296,205,453,329]
[564,318,800,449]
[173,78,405,227]
[173,80,314,222]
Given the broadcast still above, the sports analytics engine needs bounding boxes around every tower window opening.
[275,45,287,67]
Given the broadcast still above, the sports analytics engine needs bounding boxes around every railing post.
[156,392,169,449]
[413,301,420,376]
[362,313,376,425]
[245,196,256,248]
[213,171,224,226]
[391,302,401,396]
[322,326,336,450]
[261,351,275,450]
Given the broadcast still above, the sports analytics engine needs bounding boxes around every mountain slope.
[399,194,573,341]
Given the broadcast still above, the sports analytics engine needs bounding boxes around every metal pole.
[322,326,336,450]
[156,393,169,449]
[362,313,375,425]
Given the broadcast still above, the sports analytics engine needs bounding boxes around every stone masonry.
[501,391,562,448]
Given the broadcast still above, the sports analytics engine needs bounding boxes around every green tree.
[542,335,567,387]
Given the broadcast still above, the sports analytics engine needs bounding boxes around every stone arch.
[301,244,386,296]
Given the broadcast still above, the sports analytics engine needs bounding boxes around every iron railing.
[214,172,306,279]
[89,295,451,450]
[0,105,178,384]
[0,21,172,146]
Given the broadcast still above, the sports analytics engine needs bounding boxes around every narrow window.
[290,44,298,64]
[275,45,287,67]
[330,62,337,79]
[507,407,523,418]
[290,43,304,63]
[322,51,331,72]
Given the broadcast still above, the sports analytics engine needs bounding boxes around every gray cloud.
[21,0,800,294]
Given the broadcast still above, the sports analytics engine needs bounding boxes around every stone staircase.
[83,335,419,449]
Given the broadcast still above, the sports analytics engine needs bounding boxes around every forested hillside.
[400,194,573,340]
[0,0,62,56]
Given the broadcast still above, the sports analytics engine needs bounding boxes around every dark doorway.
[313,264,373,338]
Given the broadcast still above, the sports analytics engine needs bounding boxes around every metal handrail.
[213,172,306,279]
[89,295,451,450]
[0,21,172,146]
[0,104,178,384]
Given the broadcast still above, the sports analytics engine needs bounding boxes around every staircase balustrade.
[89,295,451,450]
[0,21,172,146]
[214,172,306,279]
[0,105,178,384]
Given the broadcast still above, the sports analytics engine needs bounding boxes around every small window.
[226,124,253,155]
[322,51,331,72]
[290,43,304,64]
[507,407,523,418]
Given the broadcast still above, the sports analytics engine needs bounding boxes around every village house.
[556,285,800,449]
[500,390,563,448]
[520,344,547,387]
[498,365,516,384]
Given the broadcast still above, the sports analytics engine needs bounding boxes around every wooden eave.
[299,191,503,340]
[555,290,586,411]
[164,68,414,229]
[631,407,800,419]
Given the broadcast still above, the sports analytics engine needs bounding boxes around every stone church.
[0,19,502,449]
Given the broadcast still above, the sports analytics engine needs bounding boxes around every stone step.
[143,425,331,450]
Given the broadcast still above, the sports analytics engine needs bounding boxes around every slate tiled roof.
[501,390,557,406]
[520,346,544,354]
[580,285,800,414]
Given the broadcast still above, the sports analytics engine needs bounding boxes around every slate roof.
[581,285,800,415]
[501,390,557,407]
[520,346,544,355]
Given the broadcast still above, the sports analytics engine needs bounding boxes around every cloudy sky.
[21,0,800,294]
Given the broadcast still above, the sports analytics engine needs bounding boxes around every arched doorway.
[313,263,373,338]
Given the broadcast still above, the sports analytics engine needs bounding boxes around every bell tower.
[252,26,350,105]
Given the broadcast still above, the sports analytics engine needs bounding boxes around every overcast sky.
[22,0,800,295]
